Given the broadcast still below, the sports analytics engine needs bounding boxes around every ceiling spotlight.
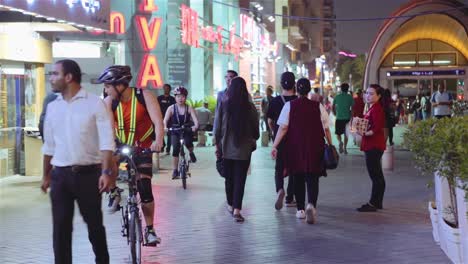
[257,6,264,11]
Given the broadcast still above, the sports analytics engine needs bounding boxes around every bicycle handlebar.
[115,145,158,156]
[168,126,192,132]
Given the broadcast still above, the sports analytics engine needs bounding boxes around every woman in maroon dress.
[356,84,386,212]
[271,78,333,224]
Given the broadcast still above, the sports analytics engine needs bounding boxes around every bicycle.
[168,126,192,189]
[116,144,158,264]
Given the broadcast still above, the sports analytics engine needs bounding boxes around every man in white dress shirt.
[41,59,114,264]
[431,82,453,119]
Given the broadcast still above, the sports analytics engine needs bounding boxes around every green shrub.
[403,116,468,226]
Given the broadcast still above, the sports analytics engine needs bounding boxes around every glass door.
[0,64,26,176]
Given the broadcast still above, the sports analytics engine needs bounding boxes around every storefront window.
[0,65,25,176]
[24,64,37,128]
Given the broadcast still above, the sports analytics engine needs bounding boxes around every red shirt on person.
[361,102,386,152]
[113,97,153,148]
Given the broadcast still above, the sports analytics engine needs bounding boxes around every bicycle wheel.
[180,164,187,189]
[129,210,142,264]
[121,205,128,239]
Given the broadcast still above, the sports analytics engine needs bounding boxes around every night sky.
[335,0,411,55]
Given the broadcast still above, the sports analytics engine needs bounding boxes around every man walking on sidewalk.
[41,59,114,264]
[267,72,298,209]
[333,83,354,154]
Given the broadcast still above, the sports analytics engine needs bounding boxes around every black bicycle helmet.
[174,86,188,96]
[94,65,132,85]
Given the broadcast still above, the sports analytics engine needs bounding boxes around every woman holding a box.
[356,84,386,212]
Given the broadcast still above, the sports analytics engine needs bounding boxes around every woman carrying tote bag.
[271,78,333,224]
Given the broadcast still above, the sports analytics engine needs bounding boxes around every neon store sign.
[180,4,243,60]
[240,14,278,57]
[109,0,163,89]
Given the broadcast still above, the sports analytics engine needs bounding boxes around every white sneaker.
[296,210,306,219]
[305,203,317,224]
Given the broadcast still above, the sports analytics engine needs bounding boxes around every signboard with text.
[386,70,466,77]
[0,0,110,29]
[180,4,243,60]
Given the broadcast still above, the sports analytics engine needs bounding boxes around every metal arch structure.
[363,0,468,88]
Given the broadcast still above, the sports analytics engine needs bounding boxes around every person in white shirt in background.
[196,102,213,146]
[431,82,453,119]
[196,102,212,131]
[41,59,114,264]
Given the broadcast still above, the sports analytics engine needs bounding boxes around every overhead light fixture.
[418,60,431,64]
[286,44,295,51]
[46,17,56,21]
[394,61,416,65]
[21,11,36,16]
[257,6,264,11]
[433,60,451,64]
[254,3,260,8]
[268,16,275,22]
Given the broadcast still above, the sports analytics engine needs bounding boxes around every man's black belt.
[55,164,101,173]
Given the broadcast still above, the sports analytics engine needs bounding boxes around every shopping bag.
[323,144,339,170]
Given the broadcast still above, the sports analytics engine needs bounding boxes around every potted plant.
[404,116,468,263]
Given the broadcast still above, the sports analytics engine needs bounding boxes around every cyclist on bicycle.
[163,86,199,179]
[95,65,164,245]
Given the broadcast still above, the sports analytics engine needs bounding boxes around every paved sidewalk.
[0,143,449,263]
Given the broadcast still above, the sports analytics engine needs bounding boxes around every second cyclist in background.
[163,86,199,179]
[95,65,164,245]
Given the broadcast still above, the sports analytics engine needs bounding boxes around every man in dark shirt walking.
[158,84,176,154]
[267,72,298,210]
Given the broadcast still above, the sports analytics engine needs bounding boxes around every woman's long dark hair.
[225,77,252,147]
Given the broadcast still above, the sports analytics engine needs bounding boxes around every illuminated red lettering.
[138,54,163,88]
[180,4,199,48]
[135,16,162,51]
[216,26,223,53]
[140,0,158,12]
[110,11,125,34]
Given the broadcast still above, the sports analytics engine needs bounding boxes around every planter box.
[428,201,439,243]
[439,218,463,264]
[434,173,466,263]
[456,179,468,264]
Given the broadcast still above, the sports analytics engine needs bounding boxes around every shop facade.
[364,0,468,100]
[102,0,242,101]
[0,0,110,177]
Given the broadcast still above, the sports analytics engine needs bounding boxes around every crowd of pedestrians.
[38,58,457,263]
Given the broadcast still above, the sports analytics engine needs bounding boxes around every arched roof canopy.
[364,0,468,87]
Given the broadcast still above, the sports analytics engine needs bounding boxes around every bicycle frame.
[169,127,191,189]
[117,145,153,263]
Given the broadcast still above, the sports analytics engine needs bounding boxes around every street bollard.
[261,131,269,147]
[382,145,394,171]
[153,152,160,172]
[197,131,206,147]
